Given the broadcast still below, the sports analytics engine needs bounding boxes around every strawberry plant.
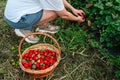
[56,26,88,51]
[69,0,120,48]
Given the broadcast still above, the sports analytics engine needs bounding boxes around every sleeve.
[39,0,64,11]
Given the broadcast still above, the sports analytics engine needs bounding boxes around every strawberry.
[37,54,41,58]
[44,52,48,56]
[40,66,46,70]
[44,60,48,64]
[45,57,50,61]
[28,61,32,68]
[21,61,26,65]
[23,63,29,69]
[29,50,34,54]
[36,63,40,68]
[50,51,56,56]
[32,60,35,64]
[21,49,57,70]
[51,59,56,64]
[82,17,85,20]
[37,59,40,64]
[34,50,38,55]
[22,53,28,59]
[33,56,38,61]
[45,65,49,68]
[32,64,36,69]
[29,57,33,61]
[46,61,50,67]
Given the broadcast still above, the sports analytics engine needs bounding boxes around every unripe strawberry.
[37,54,41,58]
[32,64,36,69]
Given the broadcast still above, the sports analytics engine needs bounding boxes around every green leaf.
[117,27,120,31]
[90,40,99,48]
[94,3,104,10]
[100,37,104,42]
[105,2,113,7]
[105,16,112,23]
[113,6,120,11]
[107,43,113,47]
[116,0,120,4]
[100,10,111,14]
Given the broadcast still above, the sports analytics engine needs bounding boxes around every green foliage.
[67,0,120,79]
[56,26,88,51]
[110,56,120,79]
[115,71,120,79]
[89,0,120,47]
[100,19,120,47]
[69,0,120,47]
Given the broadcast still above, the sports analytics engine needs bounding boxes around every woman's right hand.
[76,15,85,22]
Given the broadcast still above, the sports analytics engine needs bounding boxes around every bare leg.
[36,10,58,26]
[14,10,58,43]
[35,10,60,34]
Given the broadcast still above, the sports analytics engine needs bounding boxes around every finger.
[81,10,86,17]
[74,13,80,17]
[78,13,84,17]
[77,16,85,22]
[80,16,85,22]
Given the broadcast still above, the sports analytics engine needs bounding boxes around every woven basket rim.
[19,43,61,74]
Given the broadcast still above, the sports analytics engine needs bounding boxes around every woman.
[4,0,85,43]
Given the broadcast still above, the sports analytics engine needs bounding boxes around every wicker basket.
[18,32,61,78]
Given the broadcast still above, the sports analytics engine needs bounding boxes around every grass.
[0,0,116,80]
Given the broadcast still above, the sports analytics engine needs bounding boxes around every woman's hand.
[72,9,86,22]
[76,16,85,22]
[56,8,85,22]
[72,9,85,17]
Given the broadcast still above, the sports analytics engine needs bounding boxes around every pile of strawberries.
[21,49,57,70]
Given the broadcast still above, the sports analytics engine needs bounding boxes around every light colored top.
[4,0,64,22]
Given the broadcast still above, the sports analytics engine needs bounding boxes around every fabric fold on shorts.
[5,10,43,30]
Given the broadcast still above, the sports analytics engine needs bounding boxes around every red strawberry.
[28,61,32,68]
[50,51,56,57]
[46,61,50,67]
[82,17,85,20]
[44,60,48,64]
[29,57,33,61]
[33,56,38,61]
[21,62,26,65]
[37,59,40,64]
[40,66,46,70]
[45,57,50,61]
[36,63,40,68]
[23,63,29,69]
[44,52,48,56]
[29,50,34,54]
[34,50,38,55]
[49,59,56,65]
[22,53,28,59]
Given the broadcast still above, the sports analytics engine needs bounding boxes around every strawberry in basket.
[21,49,57,70]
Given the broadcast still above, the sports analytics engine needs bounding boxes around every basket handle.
[18,32,61,57]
